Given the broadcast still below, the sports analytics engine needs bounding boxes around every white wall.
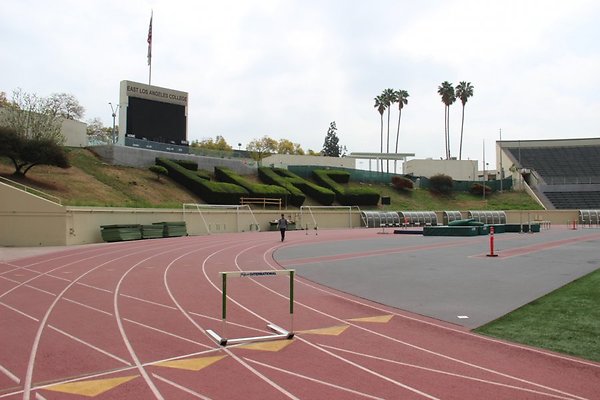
[262,154,355,169]
[0,108,87,147]
[403,159,479,180]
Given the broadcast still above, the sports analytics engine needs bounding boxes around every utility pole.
[109,102,119,144]
[483,140,486,201]
[499,128,503,192]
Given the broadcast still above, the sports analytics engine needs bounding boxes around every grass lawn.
[475,268,600,362]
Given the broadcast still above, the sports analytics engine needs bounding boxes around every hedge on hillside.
[214,166,290,201]
[391,176,414,191]
[429,173,454,195]
[156,158,248,204]
[312,169,380,206]
[173,159,198,171]
[258,167,336,206]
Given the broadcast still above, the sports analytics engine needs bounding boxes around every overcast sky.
[1,0,599,169]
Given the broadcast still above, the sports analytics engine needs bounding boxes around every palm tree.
[456,81,474,160]
[437,81,455,159]
[393,89,409,173]
[381,88,397,172]
[374,95,386,172]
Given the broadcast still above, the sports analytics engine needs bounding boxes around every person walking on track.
[278,214,288,242]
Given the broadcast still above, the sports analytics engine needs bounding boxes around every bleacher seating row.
[543,191,600,210]
[508,146,600,179]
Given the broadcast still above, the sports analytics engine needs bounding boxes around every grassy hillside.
[0,148,543,210]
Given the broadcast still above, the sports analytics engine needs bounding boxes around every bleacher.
[543,191,600,210]
[506,145,600,209]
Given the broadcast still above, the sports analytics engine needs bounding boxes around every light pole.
[109,102,119,144]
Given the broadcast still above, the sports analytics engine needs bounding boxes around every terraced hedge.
[312,169,380,206]
[258,167,335,206]
[214,166,290,200]
[156,158,248,204]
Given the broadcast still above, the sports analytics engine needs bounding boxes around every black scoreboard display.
[126,97,186,144]
[119,80,189,147]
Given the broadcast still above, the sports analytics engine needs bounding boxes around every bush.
[214,166,290,201]
[149,165,168,181]
[156,158,248,204]
[391,176,414,191]
[312,169,379,206]
[470,183,492,196]
[429,174,453,195]
[258,167,337,206]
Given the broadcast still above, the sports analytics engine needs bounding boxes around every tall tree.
[393,89,409,172]
[45,92,85,120]
[192,135,233,151]
[0,126,70,177]
[437,81,455,159]
[2,88,64,143]
[246,135,278,165]
[277,138,304,155]
[455,81,474,160]
[322,121,342,157]
[381,88,397,172]
[373,95,386,172]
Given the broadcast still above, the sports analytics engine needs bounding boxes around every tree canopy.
[1,88,65,143]
[0,126,70,177]
[322,121,344,157]
[191,135,233,151]
[246,135,278,164]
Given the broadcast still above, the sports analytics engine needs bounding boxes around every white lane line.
[113,243,204,400]
[123,318,213,349]
[0,363,20,383]
[245,358,385,400]
[47,325,131,366]
[152,373,214,400]
[271,240,600,369]
[320,344,578,400]
[0,348,225,399]
[260,244,592,400]
[1,301,39,321]
[21,243,174,400]
[0,276,57,297]
[62,297,112,316]
[226,241,438,400]
[162,242,301,400]
[120,293,178,310]
[110,240,226,399]
[298,275,600,368]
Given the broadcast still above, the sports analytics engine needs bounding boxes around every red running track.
[0,229,599,399]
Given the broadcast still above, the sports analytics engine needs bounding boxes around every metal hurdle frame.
[206,269,295,346]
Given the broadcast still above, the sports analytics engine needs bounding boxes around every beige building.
[261,153,355,169]
[0,107,87,147]
[403,159,479,181]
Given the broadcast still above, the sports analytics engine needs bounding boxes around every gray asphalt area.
[273,227,600,328]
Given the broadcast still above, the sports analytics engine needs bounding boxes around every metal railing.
[0,175,62,205]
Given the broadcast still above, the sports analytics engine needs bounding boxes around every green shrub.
[313,169,379,206]
[156,158,248,203]
[258,167,336,206]
[391,176,414,191]
[196,169,211,180]
[149,165,168,181]
[470,183,492,196]
[214,166,290,201]
[173,159,198,171]
[429,174,454,195]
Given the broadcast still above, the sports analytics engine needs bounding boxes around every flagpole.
[147,10,153,85]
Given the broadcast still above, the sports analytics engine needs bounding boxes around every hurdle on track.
[206,269,295,346]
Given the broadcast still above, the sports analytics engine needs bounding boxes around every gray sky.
[1,0,599,170]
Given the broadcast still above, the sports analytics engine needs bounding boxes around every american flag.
[147,11,153,66]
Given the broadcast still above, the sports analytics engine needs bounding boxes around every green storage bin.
[423,226,479,236]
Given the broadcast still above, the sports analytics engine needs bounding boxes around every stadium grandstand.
[499,138,600,209]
